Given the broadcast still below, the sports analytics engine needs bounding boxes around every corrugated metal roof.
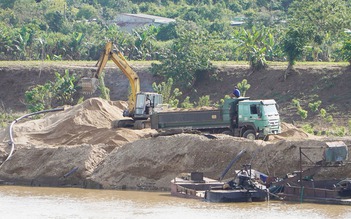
[119,13,175,23]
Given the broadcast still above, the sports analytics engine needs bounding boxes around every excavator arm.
[81,42,140,113]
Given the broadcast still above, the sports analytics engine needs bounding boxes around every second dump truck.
[150,97,281,140]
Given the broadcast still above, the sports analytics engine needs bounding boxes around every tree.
[150,20,214,88]
[236,26,272,71]
[282,27,309,77]
[288,0,351,61]
[76,4,98,20]
[341,36,351,65]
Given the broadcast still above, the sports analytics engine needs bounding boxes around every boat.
[204,165,268,202]
[171,150,269,202]
[170,172,224,199]
[269,141,351,205]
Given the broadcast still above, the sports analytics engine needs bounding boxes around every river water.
[1,186,351,219]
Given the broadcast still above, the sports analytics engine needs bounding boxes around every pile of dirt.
[0,97,350,190]
[1,98,152,147]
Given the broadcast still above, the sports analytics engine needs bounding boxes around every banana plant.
[235,26,271,71]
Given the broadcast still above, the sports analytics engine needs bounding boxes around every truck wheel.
[243,130,256,140]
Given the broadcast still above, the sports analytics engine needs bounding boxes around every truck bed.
[150,109,231,130]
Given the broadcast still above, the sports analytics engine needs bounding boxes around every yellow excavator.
[80,42,163,129]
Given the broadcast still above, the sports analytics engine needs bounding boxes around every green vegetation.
[0,0,350,87]
[292,98,350,137]
[237,79,250,97]
[152,78,182,108]
[197,95,211,107]
[98,72,110,101]
[341,37,351,65]
[292,99,308,120]
[0,105,18,128]
[24,70,79,112]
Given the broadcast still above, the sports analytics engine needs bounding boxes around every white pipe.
[0,108,64,169]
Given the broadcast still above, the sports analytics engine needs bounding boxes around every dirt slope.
[0,63,351,190]
[0,97,350,190]
[1,63,350,129]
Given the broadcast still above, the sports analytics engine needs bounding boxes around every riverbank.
[1,97,350,191]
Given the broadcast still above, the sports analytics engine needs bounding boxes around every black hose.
[219,150,246,181]
[0,107,65,169]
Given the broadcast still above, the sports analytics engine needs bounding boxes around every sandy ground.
[0,98,350,190]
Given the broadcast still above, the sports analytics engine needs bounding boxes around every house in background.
[113,13,176,32]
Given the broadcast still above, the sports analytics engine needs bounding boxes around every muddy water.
[0,186,351,219]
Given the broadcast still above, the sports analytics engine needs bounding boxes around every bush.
[25,70,79,112]
[152,78,182,108]
[180,96,194,108]
[197,95,211,107]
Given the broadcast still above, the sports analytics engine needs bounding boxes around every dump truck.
[150,97,281,140]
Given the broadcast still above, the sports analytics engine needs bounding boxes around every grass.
[0,60,159,68]
[0,60,349,68]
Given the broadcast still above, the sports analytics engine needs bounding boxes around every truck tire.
[243,130,256,140]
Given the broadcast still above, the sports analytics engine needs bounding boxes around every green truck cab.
[227,97,281,139]
[150,97,281,140]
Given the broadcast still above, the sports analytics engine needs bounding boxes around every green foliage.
[319,108,326,118]
[325,115,333,123]
[45,11,64,32]
[0,0,350,65]
[289,0,351,44]
[152,78,182,108]
[291,98,308,119]
[302,124,314,134]
[52,70,77,105]
[236,26,272,71]
[0,106,18,128]
[25,82,53,112]
[25,70,79,112]
[331,125,346,137]
[197,95,211,107]
[219,95,231,105]
[308,100,321,112]
[98,72,110,100]
[77,4,98,20]
[237,79,250,97]
[150,20,213,88]
[298,108,308,120]
[341,37,351,65]
[180,96,194,109]
[282,27,309,68]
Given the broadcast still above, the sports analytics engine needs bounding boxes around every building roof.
[118,13,175,24]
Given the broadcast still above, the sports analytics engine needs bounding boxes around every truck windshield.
[263,104,278,116]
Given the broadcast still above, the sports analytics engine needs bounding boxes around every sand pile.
[0,97,350,190]
[4,98,154,147]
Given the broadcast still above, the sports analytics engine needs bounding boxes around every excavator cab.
[134,92,163,118]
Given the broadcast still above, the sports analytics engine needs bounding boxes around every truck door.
[249,104,260,121]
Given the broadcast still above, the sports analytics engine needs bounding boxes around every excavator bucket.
[80,77,99,94]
